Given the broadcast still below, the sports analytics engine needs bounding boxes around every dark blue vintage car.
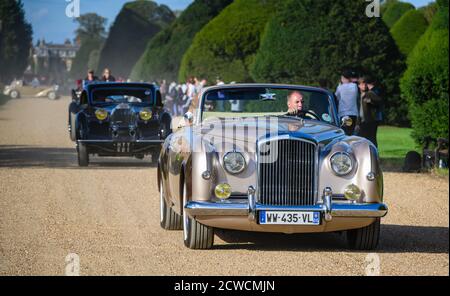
[68,82,172,166]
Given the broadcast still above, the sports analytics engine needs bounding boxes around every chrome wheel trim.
[10,91,18,98]
[183,182,190,241]
[159,180,165,223]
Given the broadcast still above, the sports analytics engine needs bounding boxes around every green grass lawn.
[377,126,420,171]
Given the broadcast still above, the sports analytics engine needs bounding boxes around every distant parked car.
[68,82,172,166]
[3,79,59,100]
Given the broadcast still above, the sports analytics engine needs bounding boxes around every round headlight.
[139,109,152,121]
[215,183,232,200]
[223,152,246,175]
[330,152,353,176]
[95,109,108,121]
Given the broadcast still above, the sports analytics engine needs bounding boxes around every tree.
[382,0,415,28]
[74,13,107,43]
[96,1,175,79]
[391,10,429,56]
[251,0,407,125]
[0,0,33,84]
[130,0,233,82]
[69,13,106,79]
[400,0,449,146]
[178,0,277,83]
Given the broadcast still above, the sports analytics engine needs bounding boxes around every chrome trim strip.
[78,140,164,144]
[184,201,388,218]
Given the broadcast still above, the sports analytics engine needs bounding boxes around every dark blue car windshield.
[91,88,153,105]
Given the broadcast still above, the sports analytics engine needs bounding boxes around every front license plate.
[259,211,321,225]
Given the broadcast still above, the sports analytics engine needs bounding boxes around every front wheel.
[77,143,89,167]
[183,182,214,249]
[10,90,20,99]
[48,91,57,100]
[160,180,182,230]
[346,218,380,250]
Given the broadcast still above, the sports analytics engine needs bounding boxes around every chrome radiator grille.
[110,107,136,127]
[258,139,317,206]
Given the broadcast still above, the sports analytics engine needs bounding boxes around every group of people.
[78,68,120,89]
[79,68,382,147]
[335,70,383,147]
[159,77,219,116]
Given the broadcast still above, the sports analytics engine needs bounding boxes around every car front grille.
[257,138,317,206]
[110,108,136,127]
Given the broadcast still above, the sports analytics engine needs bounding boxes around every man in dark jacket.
[357,76,383,147]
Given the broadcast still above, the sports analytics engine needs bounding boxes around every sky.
[23,0,434,44]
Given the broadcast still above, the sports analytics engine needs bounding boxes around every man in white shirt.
[335,70,359,135]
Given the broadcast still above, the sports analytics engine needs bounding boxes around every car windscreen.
[91,88,153,105]
[202,87,336,125]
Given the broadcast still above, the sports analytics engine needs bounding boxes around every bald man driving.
[287,91,304,116]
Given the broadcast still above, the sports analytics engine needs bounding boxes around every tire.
[183,182,214,249]
[10,90,19,99]
[77,143,89,167]
[68,114,77,142]
[347,218,380,250]
[160,180,182,230]
[48,91,57,100]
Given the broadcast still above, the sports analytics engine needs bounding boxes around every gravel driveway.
[0,97,448,275]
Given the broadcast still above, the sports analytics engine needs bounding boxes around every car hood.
[195,117,345,145]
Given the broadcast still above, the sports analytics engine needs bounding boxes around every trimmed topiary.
[400,0,449,146]
[130,0,232,82]
[251,0,407,125]
[178,0,277,83]
[382,0,415,28]
[391,10,429,56]
[96,1,175,79]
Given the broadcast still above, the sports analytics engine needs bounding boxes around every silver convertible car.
[158,84,388,250]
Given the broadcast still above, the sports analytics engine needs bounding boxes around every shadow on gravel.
[214,224,449,254]
[0,145,156,169]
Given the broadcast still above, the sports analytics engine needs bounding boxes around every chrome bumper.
[184,187,388,222]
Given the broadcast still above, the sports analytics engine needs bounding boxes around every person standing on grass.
[335,70,359,135]
[357,76,383,148]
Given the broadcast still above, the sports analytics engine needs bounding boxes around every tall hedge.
[70,37,104,79]
[96,1,175,79]
[391,10,429,56]
[178,0,277,83]
[251,0,407,125]
[130,0,232,82]
[382,0,415,28]
[400,0,449,146]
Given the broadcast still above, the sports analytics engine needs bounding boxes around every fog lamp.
[344,184,362,201]
[215,183,232,200]
[140,109,152,121]
[95,109,108,121]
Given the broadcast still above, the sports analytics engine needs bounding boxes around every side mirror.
[341,116,353,128]
[184,112,194,124]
